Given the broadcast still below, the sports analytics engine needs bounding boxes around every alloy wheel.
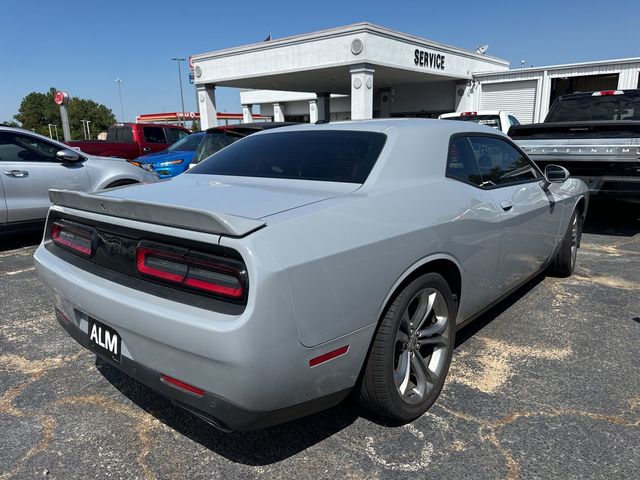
[393,287,451,404]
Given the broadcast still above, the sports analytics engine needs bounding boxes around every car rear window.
[443,115,502,131]
[106,126,133,143]
[189,130,386,183]
[545,93,640,122]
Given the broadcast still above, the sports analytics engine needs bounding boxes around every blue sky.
[1,0,638,124]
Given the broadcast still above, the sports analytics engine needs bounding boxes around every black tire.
[359,272,456,423]
[104,179,138,189]
[548,209,581,277]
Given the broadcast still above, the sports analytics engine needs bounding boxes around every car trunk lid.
[50,175,360,237]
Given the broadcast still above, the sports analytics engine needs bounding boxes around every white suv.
[439,110,520,134]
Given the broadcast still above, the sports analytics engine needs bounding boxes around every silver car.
[0,127,158,230]
[34,119,588,431]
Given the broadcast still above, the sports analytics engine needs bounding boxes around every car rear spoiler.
[49,189,266,237]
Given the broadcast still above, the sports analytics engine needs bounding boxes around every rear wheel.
[359,273,455,422]
[548,209,581,277]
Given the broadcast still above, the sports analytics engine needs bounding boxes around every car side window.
[508,115,520,126]
[0,132,59,162]
[446,136,483,187]
[468,136,537,187]
[165,128,187,144]
[143,127,167,144]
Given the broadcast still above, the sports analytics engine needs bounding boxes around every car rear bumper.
[34,244,368,430]
[54,308,349,431]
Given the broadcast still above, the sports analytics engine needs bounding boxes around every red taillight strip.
[183,277,243,298]
[160,374,205,397]
[136,248,186,283]
[309,345,349,367]
[52,222,92,256]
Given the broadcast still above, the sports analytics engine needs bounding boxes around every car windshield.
[546,93,640,121]
[167,133,203,152]
[189,130,387,183]
[191,131,243,165]
[444,115,502,131]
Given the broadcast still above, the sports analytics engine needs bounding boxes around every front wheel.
[548,209,581,277]
[359,273,456,422]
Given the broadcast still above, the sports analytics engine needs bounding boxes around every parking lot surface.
[1,201,638,480]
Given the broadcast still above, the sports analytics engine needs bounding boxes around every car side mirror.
[56,149,82,162]
[541,164,569,189]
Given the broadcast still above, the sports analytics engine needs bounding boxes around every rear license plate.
[88,318,121,363]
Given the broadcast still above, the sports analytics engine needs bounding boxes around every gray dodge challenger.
[34,119,588,431]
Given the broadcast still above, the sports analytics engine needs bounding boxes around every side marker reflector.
[309,345,349,367]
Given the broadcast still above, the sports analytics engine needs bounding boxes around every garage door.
[481,80,537,124]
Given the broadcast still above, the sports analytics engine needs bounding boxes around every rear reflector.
[160,374,205,397]
[309,345,349,367]
[592,90,623,96]
[52,221,92,256]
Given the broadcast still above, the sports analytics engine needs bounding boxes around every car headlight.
[128,160,156,172]
[157,159,184,167]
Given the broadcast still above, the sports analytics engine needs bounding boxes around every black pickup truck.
[509,89,640,199]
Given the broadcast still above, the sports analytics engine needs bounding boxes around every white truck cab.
[439,110,520,134]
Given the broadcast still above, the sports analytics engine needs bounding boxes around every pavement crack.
[437,397,640,480]
[55,395,165,480]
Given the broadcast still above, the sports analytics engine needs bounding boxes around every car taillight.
[136,245,244,299]
[592,90,623,96]
[461,111,477,116]
[136,247,188,283]
[52,221,93,256]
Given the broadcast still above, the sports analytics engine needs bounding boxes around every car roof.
[252,117,507,136]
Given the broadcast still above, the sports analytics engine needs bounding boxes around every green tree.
[14,87,116,140]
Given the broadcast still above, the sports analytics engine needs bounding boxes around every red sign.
[54,91,69,106]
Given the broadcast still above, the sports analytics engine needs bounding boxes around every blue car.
[132,132,205,178]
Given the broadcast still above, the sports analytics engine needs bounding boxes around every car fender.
[376,252,463,321]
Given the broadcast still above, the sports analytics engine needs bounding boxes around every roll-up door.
[481,80,537,124]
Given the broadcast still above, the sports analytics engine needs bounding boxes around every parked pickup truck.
[510,90,640,199]
[439,110,520,134]
[67,123,191,160]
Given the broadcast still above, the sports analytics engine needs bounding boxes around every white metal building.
[468,58,640,123]
[190,23,640,127]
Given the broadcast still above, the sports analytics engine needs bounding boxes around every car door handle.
[4,170,29,178]
[500,201,513,211]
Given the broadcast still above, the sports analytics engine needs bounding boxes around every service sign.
[54,91,69,106]
[414,49,445,70]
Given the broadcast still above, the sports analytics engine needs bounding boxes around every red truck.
[67,123,191,159]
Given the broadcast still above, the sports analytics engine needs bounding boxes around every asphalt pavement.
[0,200,638,480]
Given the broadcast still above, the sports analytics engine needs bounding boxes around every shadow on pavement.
[583,199,639,237]
[454,274,545,348]
[0,228,43,252]
[95,273,547,456]
[96,358,359,465]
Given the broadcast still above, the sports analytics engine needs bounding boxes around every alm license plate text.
[88,318,121,363]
